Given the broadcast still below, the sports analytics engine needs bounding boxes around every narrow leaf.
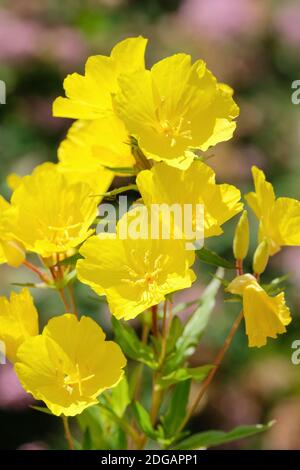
[162,380,191,437]
[197,247,235,269]
[112,318,157,368]
[175,421,275,450]
[168,269,224,369]
[159,365,213,388]
[132,402,157,439]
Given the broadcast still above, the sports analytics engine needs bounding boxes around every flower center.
[63,363,95,396]
[122,251,164,291]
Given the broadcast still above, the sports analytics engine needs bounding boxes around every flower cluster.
[0,37,299,450]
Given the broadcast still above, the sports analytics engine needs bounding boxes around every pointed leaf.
[197,247,235,269]
[162,380,191,437]
[175,421,275,450]
[112,318,157,368]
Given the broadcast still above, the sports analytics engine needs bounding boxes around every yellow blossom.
[114,54,239,169]
[136,161,243,239]
[15,314,126,416]
[226,274,291,348]
[53,36,147,120]
[77,214,196,320]
[0,289,39,363]
[5,163,104,258]
[246,166,300,255]
[58,115,135,176]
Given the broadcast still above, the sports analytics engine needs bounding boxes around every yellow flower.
[136,161,243,239]
[15,314,126,416]
[53,36,147,120]
[77,217,196,320]
[226,274,291,348]
[246,166,300,255]
[58,116,135,175]
[0,289,39,363]
[114,54,239,169]
[0,195,25,267]
[5,163,104,258]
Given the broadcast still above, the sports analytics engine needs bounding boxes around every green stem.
[62,416,74,450]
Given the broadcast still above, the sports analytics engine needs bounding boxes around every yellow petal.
[272,197,300,247]
[243,284,291,347]
[0,289,39,363]
[53,37,147,120]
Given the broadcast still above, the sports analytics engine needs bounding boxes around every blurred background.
[0,0,300,450]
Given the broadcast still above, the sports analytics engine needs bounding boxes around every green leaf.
[166,269,224,371]
[82,428,92,450]
[30,405,53,415]
[174,421,275,450]
[166,316,184,354]
[197,247,235,269]
[11,282,48,289]
[93,184,138,200]
[162,380,191,437]
[58,253,83,266]
[112,318,157,368]
[110,376,130,418]
[132,401,157,439]
[55,270,77,289]
[103,166,138,175]
[262,274,289,295]
[78,404,126,450]
[158,365,213,388]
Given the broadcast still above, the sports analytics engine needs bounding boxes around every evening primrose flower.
[114,54,239,169]
[246,166,300,255]
[226,274,291,348]
[58,115,135,175]
[0,289,39,363]
[0,195,25,267]
[136,161,243,239]
[77,218,196,320]
[15,314,126,416]
[5,163,104,258]
[53,36,147,120]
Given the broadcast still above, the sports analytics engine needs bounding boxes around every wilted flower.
[227,274,292,347]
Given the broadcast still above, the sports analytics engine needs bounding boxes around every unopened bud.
[253,240,269,275]
[233,210,249,261]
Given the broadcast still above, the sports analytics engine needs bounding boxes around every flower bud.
[253,240,270,275]
[233,210,249,261]
[1,240,25,267]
